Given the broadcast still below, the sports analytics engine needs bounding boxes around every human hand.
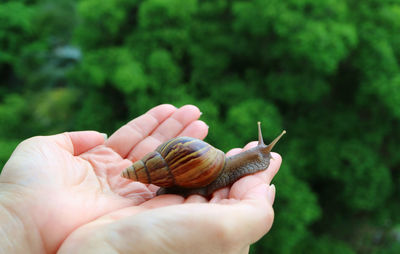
[0,104,282,254]
[58,150,281,254]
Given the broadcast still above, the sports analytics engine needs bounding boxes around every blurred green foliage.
[1,0,399,253]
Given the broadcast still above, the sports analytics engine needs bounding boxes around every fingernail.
[199,111,203,116]
[101,133,108,141]
[267,184,276,205]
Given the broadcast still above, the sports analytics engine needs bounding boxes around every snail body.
[121,122,285,197]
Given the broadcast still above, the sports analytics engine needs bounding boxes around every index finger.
[105,104,177,158]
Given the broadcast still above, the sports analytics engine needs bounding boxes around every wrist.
[0,185,45,253]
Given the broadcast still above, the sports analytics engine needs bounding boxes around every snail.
[121,122,285,197]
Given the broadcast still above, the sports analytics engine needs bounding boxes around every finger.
[189,195,274,246]
[126,105,201,162]
[229,175,266,201]
[226,148,242,157]
[178,120,208,140]
[239,246,250,254]
[236,184,275,239]
[265,152,282,184]
[243,141,258,150]
[185,195,207,203]
[64,131,106,156]
[106,104,177,158]
[91,195,273,254]
[268,184,276,205]
[210,187,230,202]
[226,141,258,157]
[151,105,201,139]
[112,201,272,252]
[147,184,161,193]
[210,184,275,245]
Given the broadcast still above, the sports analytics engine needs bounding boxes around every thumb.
[59,131,107,156]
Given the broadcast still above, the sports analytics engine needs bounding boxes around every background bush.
[1,0,399,253]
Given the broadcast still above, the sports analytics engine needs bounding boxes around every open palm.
[0,104,281,253]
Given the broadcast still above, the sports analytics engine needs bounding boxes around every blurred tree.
[1,0,399,253]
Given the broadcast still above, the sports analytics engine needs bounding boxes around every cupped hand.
[0,104,282,254]
[58,149,281,254]
[0,104,208,253]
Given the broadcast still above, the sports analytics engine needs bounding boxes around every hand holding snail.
[0,104,283,254]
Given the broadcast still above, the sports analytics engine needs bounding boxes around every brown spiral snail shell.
[121,122,285,197]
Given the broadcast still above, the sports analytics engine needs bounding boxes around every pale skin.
[0,104,282,254]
